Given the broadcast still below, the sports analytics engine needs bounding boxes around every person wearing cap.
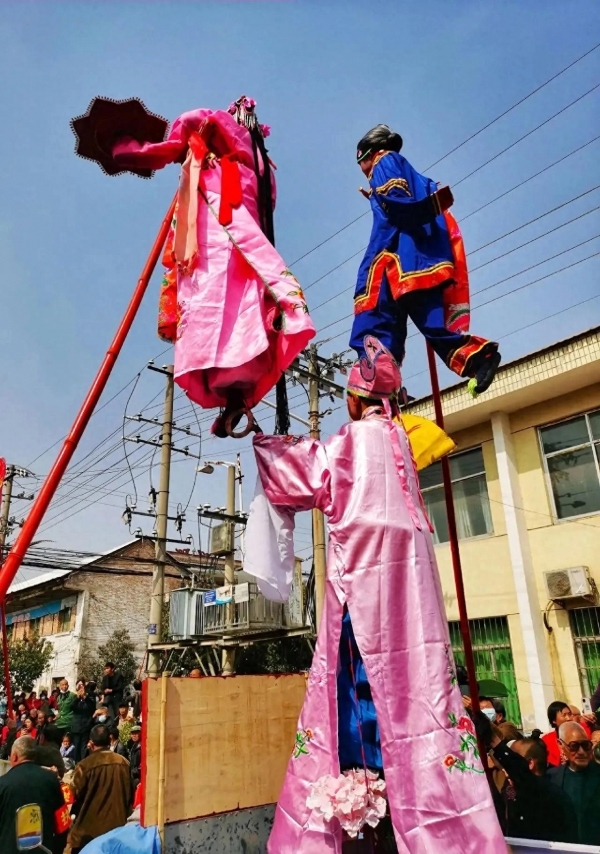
[351,124,500,396]
[245,336,506,854]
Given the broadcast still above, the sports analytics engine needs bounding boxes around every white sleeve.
[244,476,296,602]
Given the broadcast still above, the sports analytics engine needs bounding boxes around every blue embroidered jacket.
[354,151,455,313]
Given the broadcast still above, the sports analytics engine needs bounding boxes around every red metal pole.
[0,193,177,602]
[425,345,484,725]
[1,604,14,720]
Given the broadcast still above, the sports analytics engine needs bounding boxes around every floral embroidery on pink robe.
[246,411,506,854]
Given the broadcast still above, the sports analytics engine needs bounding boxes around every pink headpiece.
[347,336,401,400]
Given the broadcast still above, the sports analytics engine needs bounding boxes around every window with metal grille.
[569,606,600,698]
[418,447,493,544]
[449,616,522,728]
[539,409,600,520]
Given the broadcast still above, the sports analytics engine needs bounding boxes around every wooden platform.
[142,674,306,826]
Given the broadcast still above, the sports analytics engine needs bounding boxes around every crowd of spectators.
[3,660,600,851]
[0,663,144,853]
[462,684,600,847]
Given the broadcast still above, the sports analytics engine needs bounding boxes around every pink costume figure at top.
[244,337,506,853]
[111,98,315,418]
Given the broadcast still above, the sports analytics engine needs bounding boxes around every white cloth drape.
[244,477,296,602]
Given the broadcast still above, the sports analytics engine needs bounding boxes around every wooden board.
[143,674,306,826]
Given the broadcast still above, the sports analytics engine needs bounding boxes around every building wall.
[435,381,600,727]
[7,541,184,690]
[64,549,181,672]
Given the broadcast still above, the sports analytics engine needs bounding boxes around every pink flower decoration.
[227,102,237,115]
[260,124,271,138]
[243,97,257,110]
[457,716,475,734]
[307,768,387,838]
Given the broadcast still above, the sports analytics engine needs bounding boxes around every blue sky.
[1,0,598,568]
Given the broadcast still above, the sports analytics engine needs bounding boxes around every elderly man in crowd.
[0,736,70,854]
[549,721,600,845]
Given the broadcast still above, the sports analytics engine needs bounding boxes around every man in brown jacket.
[68,724,132,853]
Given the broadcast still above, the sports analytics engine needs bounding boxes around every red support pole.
[0,193,177,602]
[426,345,488,757]
[1,603,14,720]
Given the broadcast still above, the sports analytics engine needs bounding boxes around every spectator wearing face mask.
[549,721,600,845]
[543,702,574,767]
[479,698,498,723]
[92,704,112,727]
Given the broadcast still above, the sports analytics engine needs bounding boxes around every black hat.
[357,124,403,162]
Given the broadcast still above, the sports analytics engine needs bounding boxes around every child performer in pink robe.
[245,337,506,853]
[111,98,315,434]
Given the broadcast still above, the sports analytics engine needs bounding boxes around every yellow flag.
[397,414,456,471]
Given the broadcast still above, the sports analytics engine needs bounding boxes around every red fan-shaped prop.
[70,96,168,179]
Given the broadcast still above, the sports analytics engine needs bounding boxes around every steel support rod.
[0,194,177,602]
[425,345,486,752]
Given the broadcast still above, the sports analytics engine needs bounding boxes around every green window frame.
[449,616,522,728]
[569,606,600,698]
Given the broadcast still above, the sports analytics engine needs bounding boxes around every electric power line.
[286,43,600,269]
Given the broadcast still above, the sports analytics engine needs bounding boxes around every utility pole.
[285,346,349,631]
[222,463,237,676]
[307,345,327,631]
[0,465,14,719]
[147,367,175,678]
[0,465,14,563]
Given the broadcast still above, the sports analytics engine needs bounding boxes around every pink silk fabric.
[112,110,315,409]
[253,412,506,854]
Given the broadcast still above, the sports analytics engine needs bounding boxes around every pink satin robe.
[113,109,315,409]
[252,411,506,854]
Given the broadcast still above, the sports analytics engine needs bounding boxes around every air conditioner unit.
[544,567,592,601]
[210,522,233,555]
[169,588,205,640]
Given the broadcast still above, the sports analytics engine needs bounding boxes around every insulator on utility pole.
[147,367,175,678]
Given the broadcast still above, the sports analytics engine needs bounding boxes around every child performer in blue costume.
[350,124,501,394]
